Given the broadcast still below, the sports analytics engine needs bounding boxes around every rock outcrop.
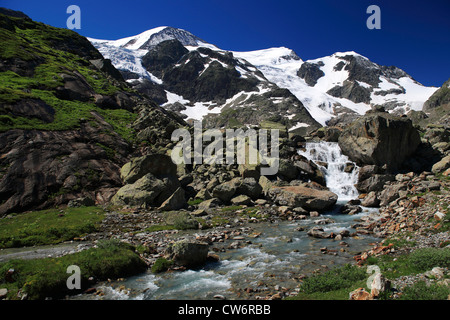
[0,11,185,215]
[338,111,421,171]
[112,155,183,209]
[268,185,338,212]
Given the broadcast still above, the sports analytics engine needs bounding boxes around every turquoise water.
[76,204,380,300]
[73,142,379,300]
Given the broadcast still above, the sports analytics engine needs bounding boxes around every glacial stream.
[74,142,381,300]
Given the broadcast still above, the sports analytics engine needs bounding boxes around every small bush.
[151,258,173,273]
[300,264,367,294]
[399,281,450,300]
[408,248,450,272]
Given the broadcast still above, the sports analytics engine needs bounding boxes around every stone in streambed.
[268,185,338,211]
[165,240,209,268]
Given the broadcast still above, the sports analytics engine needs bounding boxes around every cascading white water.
[298,141,360,201]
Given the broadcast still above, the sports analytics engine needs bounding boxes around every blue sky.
[2,0,449,87]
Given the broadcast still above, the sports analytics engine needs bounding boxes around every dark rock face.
[297,62,325,86]
[1,99,55,123]
[0,120,131,216]
[423,77,450,112]
[341,54,381,87]
[0,12,187,215]
[327,81,372,104]
[338,112,421,171]
[142,39,189,79]
[126,78,168,105]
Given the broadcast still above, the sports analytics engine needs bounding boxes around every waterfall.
[298,141,360,201]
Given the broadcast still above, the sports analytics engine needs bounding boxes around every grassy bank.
[289,247,450,300]
[0,206,105,248]
[0,240,147,300]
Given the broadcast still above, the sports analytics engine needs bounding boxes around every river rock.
[379,183,406,207]
[236,177,263,200]
[370,273,390,298]
[231,195,253,206]
[432,155,450,174]
[294,159,326,186]
[349,288,373,300]
[277,159,299,181]
[268,186,338,211]
[338,112,421,171]
[165,240,209,268]
[356,166,395,192]
[307,226,332,239]
[340,203,362,215]
[258,175,273,196]
[0,288,7,299]
[361,191,380,207]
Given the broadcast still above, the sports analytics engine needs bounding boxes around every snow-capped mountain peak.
[89,26,206,51]
[88,26,438,129]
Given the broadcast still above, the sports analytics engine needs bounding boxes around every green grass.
[0,15,137,142]
[151,258,173,273]
[0,240,147,300]
[367,247,450,279]
[187,198,203,206]
[300,265,367,294]
[221,205,245,212]
[0,206,105,249]
[399,281,450,300]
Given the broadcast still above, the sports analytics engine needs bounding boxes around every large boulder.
[212,180,238,202]
[158,187,186,211]
[356,165,395,193]
[165,240,209,268]
[277,159,299,181]
[268,185,338,211]
[120,154,178,184]
[432,155,450,174]
[112,153,181,208]
[338,112,421,171]
[111,173,168,208]
[236,177,263,200]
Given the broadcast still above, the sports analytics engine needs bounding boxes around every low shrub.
[399,281,450,300]
[299,264,367,294]
[408,248,450,272]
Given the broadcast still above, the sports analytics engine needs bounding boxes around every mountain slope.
[0,10,185,215]
[89,28,322,133]
[89,27,438,127]
[235,50,438,126]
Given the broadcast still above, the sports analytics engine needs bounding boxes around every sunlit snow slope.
[89,27,438,126]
